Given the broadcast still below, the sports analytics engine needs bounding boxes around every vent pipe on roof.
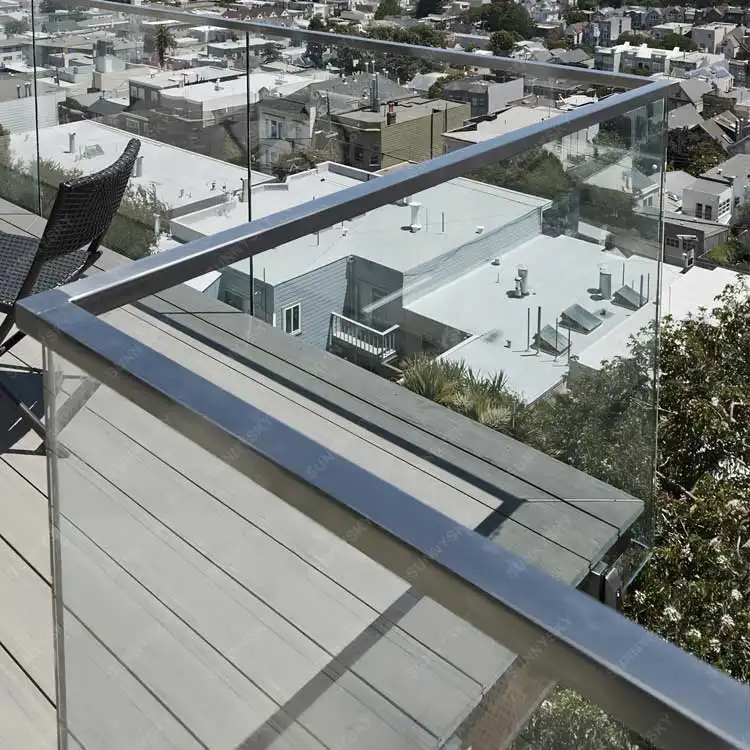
[518,265,529,295]
[239,176,248,203]
[68,131,76,153]
[369,73,379,113]
[25,81,32,97]
[599,264,612,299]
[409,202,422,232]
[16,84,21,99]
[134,155,143,178]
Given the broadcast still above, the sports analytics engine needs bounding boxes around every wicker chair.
[0,138,141,439]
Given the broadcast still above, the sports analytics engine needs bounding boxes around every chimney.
[239,177,248,203]
[599,264,612,299]
[409,201,422,232]
[369,73,379,113]
[386,100,396,125]
[68,131,76,153]
[134,155,144,178]
[518,265,529,295]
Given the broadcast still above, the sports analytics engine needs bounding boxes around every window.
[695,202,703,218]
[268,119,281,139]
[222,289,245,311]
[704,205,712,220]
[666,236,679,247]
[283,303,301,335]
[354,145,364,162]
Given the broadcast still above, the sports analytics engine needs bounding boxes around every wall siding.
[403,209,542,304]
[273,257,350,351]
[0,91,63,134]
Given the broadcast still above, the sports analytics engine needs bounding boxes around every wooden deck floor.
[0,199,643,750]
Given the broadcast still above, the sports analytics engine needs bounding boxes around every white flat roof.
[129,66,238,89]
[159,70,322,106]
[576,264,739,372]
[172,164,549,285]
[444,106,563,144]
[10,121,274,211]
[406,235,680,403]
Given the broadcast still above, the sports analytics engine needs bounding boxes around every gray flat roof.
[338,97,467,124]
[703,152,750,180]
[685,177,733,195]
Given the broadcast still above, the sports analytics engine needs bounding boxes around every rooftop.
[702,152,750,180]
[128,65,239,89]
[9,121,274,211]
[684,177,733,196]
[443,105,563,145]
[337,96,468,124]
[171,163,549,285]
[407,234,734,402]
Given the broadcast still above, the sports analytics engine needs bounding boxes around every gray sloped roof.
[667,103,702,131]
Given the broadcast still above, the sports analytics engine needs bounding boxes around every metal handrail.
[331,311,399,337]
[72,0,654,89]
[15,36,745,749]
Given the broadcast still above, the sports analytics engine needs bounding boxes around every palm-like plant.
[152,25,176,69]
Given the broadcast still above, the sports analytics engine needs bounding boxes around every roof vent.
[409,202,422,232]
[476,225,484,234]
[518,265,529,295]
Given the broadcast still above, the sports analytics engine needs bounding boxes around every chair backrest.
[37,138,141,260]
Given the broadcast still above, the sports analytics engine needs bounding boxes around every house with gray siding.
[170,162,550,364]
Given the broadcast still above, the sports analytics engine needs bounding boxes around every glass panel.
[243,95,668,560]
[44,341,681,750]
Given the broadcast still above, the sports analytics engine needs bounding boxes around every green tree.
[374,0,400,19]
[261,42,282,63]
[415,0,443,18]
[667,127,725,177]
[489,29,521,56]
[305,15,327,68]
[426,68,464,99]
[145,25,176,68]
[464,0,534,35]
[472,150,574,202]
[563,8,587,23]
[660,32,696,51]
[4,19,28,36]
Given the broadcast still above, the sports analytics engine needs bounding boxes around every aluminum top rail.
[73,0,655,89]
[16,68,749,748]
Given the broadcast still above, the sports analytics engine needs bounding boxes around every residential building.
[643,7,663,28]
[651,22,693,40]
[597,14,632,47]
[440,76,524,117]
[702,152,750,210]
[549,48,594,68]
[719,24,747,57]
[595,42,685,75]
[729,57,750,86]
[682,176,734,223]
[692,22,739,54]
[257,73,414,171]
[442,104,599,166]
[0,72,66,132]
[328,96,471,170]
[127,66,242,110]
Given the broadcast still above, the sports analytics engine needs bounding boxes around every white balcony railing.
[330,312,399,362]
